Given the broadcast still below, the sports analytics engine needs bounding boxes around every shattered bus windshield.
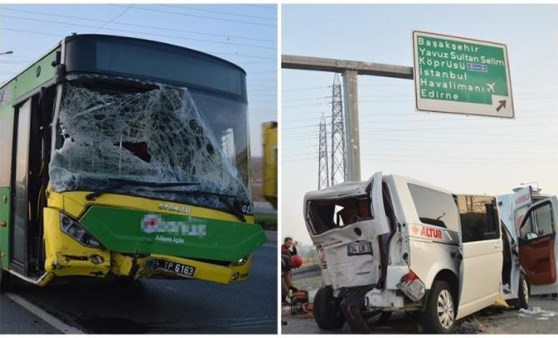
[49,79,251,212]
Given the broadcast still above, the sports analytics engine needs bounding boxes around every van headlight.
[60,213,104,249]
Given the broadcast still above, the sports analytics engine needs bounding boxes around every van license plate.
[150,259,196,278]
[347,241,372,256]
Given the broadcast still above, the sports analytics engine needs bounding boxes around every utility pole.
[318,114,329,190]
[330,74,346,185]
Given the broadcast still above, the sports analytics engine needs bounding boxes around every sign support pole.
[342,70,360,181]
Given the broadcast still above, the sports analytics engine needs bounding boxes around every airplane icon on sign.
[486,82,496,93]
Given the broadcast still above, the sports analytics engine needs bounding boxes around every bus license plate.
[151,259,196,278]
[347,241,372,256]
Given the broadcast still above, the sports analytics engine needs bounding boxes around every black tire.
[405,310,421,322]
[313,286,345,330]
[112,276,141,287]
[0,262,12,293]
[513,274,529,309]
[377,311,392,325]
[421,280,456,334]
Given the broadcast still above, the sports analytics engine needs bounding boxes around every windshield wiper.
[151,189,247,222]
[85,179,199,201]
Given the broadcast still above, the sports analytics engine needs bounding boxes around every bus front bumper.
[43,208,253,285]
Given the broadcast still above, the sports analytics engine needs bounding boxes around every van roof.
[304,172,455,201]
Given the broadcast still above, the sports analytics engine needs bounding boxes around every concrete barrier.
[265,230,277,243]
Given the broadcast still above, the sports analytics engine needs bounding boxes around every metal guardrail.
[292,264,321,279]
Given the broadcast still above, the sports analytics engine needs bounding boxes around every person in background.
[281,236,297,256]
[281,254,302,304]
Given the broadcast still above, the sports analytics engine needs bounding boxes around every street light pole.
[0,51,14,56]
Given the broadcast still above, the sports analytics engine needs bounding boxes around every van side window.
[457,195,500,242]
[520,202,555,240]
[408,184,459,232]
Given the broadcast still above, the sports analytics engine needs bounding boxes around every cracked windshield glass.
[49,79,251,213]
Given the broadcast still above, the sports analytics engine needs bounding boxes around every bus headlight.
[60,213,104,249]
[231,256,248,266]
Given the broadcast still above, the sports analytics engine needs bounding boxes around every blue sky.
[282,4,558,244]
[0,3,277,156]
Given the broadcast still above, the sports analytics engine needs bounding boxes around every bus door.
[11,99,32,274]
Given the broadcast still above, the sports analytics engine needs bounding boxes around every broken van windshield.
[49,79,251,213]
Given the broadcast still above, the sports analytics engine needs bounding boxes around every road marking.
[5,293,84,334]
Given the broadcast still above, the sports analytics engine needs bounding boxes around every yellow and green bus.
[0,34,266,291]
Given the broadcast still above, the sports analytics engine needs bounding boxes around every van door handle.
[451,251,462,260]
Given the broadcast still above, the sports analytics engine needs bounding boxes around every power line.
[282,85,331,92]
[1,7,275,43]
[242,4,276,10]
[113,4,275,27]
[283,131,555,144]
[1,27,275,61]
[157,4,276,21]
[283,92,557,102]
[94,4,133,33]
[1,15,275,50]
[281,82,558,93]
[283,95,557,109]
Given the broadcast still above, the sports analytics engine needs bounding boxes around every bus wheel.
[112,276,141,288]
[422,280,456,334]
[0,262,12,293]
[313,286,345,330]
[514,274,529,309]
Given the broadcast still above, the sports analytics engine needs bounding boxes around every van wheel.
[517,274,529,309]
[422,280,456,334]
[0,262,12,293]
[377,311,392,325]
[313,286,345,330]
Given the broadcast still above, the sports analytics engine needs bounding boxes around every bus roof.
[1,33,247,90]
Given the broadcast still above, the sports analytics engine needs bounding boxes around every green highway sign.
[413,31,514,118]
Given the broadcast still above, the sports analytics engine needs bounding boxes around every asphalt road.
[0,244,277,334]
[0,294,59,334]
[283,270,558,334]
[282,296,558,334]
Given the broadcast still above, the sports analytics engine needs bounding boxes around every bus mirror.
[51,51,61,67]
[54,64,66,85]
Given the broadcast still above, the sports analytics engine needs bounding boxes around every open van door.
[455,195,503,320]
[510,187,532,238]
[366,172,391,237]
[518,198,557,293]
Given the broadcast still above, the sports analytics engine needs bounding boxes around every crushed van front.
[303,173,391,292]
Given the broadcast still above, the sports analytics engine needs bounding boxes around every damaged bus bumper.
[42,204,260,286]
